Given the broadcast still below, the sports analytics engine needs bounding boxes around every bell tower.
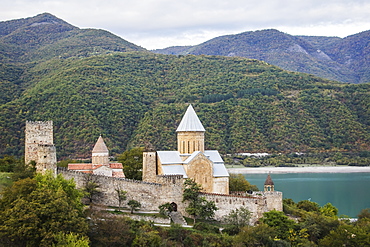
[176,105,205,154]
[92,135,109,166]
[264,173,275,192]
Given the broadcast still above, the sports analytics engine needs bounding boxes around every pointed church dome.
[176,105,205,132]
[92,135,109,154]
[264,174,274,185]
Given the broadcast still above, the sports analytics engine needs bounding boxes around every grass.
[108,208,168,219]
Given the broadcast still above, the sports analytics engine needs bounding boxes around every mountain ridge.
[154,29,370,84]
[0,13,146,63]
[0,14,369,159]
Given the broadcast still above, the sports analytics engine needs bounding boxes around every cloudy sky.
[1,0,370,50]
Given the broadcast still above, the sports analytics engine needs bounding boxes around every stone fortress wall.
[58,167,282,222]
[27,120,283,223]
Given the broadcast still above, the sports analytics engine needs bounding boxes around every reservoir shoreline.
[228,166,370,174]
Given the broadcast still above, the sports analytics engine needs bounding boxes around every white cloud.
[1,0,370,49]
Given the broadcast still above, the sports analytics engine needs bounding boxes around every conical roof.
[176,105,205,132]
[264,174,274,185]
[92,135,109,153]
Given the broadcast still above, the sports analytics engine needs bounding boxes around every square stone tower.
[25,121,56,174]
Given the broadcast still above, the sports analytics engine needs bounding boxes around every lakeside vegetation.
[224,151,370,168]
[1,169,369,246]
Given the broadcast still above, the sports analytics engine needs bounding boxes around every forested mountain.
[154,29,370,84]
[0,13,146,63]
[0,14,369,159]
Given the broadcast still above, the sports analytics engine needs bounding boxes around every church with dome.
[142,104,230,194]
[67,135,125,178]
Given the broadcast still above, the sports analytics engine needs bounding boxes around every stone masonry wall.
[201,193,268,224]
[265,191,283,211]
[25,121,54,165]
[58,168,281,224]
[58,168,184,212]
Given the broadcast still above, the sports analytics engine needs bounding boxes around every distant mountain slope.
[0,14,369,159]
[154,29,369,84]
[322,30,370,84]
[1,52,369,158]
[0,13,146,63]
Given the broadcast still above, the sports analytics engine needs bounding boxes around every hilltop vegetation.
[0,14,369,159]
[1,52,369,158]
[154,29,370,84]
[0,13,145,63]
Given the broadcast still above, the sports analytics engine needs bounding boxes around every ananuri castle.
[25,104,282,223]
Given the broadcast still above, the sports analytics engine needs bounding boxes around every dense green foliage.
[229,174,259,191]
[1,171,369,246]
[117,147,143,180]
[0,14,369,161]
[183,179,218,224]
[0,172,88,246]
[155,29,370,84]
[88,199,369,246]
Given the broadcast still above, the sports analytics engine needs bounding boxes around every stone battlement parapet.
[26,120,53,126]
[200,192,262,199]
[57,167,163,186]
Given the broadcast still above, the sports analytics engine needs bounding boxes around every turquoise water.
[243,172,370,218]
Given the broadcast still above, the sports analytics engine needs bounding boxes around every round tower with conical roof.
[92,135,109,166]
[176,104,205,154]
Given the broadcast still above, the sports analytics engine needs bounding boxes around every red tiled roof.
[68,163,123,170]
[68,164,93,170]
[92,165,103,170]
[109,163,123,169]
[112,171,125,178]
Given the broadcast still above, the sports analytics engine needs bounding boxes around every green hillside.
[0,13,145,63]
[154,29,370,84]
[0,14,369,159]
[1,52,369,158]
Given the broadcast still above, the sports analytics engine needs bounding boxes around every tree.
[159,202,174,216]
[261,210,296,240]
[115,187,127,211]
[11,159,36,181]
[299,212,340,243]
[182,178,218,224]
[83,173,100,204]
[229,174,259,191]
[118,147,143,180]
[358,208,370,220]
[0,155,18,172]
[234,224,278,246]
[223,207,252,234]
[53,232,90,247]
[320,203,338,217]
[297,200,320,212]
[88,211,135,246]
[319,224,370,247]
[0,171,88,246]
[128,200,141,213]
